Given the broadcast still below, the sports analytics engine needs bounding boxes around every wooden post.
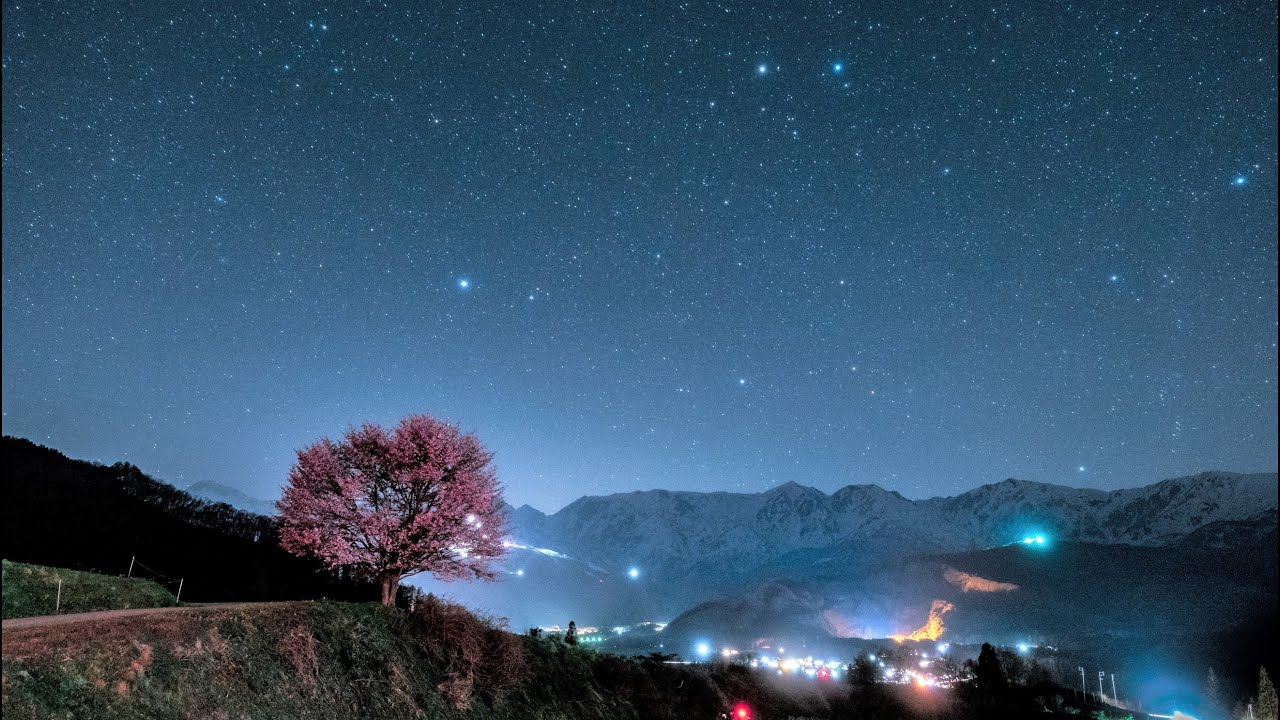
[128,555,135,578]
[55,577,62,613]
[176,578,184,603]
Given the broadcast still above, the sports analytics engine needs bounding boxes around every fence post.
[176,578,184,604]
[128,555,135,578]
[55,577,63,613]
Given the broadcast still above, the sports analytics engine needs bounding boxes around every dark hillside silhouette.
[1,436,382,604]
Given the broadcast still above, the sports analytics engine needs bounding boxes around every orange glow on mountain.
[892,600,954,642]
[943,566,1019,593]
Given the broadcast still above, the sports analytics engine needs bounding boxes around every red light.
[732,702,753,720]
[817,666,831,681]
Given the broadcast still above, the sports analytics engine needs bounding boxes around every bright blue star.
[832,62,843,73]
[1233,175,1247,186]
[1077,465,1086,472]
[1108,275,1119,283]
[457,278,471,290]
[756,64,768,75]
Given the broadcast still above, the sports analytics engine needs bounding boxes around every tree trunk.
[380,575,401,606]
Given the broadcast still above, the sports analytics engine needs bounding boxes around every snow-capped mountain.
[508,471,1277,583]
[417,470,1276,632]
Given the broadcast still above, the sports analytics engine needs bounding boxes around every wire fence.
[124,555,185,603]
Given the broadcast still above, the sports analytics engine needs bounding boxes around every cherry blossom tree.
[277,414,508,606]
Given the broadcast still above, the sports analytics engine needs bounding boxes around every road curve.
[2,601,287,631]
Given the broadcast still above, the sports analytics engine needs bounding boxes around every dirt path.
[2,604,236,631]
[1,602,305,659]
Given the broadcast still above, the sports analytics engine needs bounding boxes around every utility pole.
[176,578,184,604]
[1098,671,1106,702]
[128,555,135,578]
[1110,673,1117,704]
[1079,667,1087,700]
[55,577,62,613]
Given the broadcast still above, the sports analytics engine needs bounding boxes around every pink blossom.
[277,414,509,605]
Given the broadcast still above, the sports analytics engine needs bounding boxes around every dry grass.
[409,594,528,710]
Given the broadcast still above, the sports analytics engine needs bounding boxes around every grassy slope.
[2,560,178,619]
[2,594,1111,720]
[0,598,860,720]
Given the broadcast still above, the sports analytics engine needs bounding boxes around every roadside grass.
[2,592,1098,719]
[2,559,178,619]
[1,597,848,719]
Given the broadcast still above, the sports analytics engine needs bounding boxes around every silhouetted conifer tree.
[1259,666,1279,720]
[975,643,1008,697]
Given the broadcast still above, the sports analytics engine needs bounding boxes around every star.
[832,62,843,73]
[1108,275,1119,283]
[457,278,471,290]
[1077,465,1086,472]
[756,64,768,75]
[1233,175,1248,186]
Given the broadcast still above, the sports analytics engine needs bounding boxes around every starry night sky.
[3,1,1276,512]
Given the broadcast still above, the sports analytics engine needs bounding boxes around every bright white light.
[627,567,641,579]
[458,278,471,289]
[757,63,768,74]
[515,569,525,577]
[696,642,712,657]
[1017,643,1030,653]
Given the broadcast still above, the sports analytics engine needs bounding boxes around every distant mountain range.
[412,471,1277,630]
[507,471,1276,580]
[185,481,278,517]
